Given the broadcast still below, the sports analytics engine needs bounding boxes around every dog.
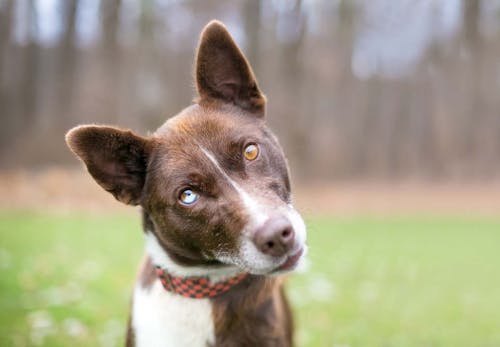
[66,20,307,347]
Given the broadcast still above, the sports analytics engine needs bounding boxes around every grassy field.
[1,211,499,347]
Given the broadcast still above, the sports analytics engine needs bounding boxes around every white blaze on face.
[199,146,307,274]
[199,147,268,229]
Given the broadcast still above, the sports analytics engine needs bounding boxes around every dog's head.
[66,21,306,276]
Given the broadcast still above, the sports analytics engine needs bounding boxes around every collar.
[155,266,249,299]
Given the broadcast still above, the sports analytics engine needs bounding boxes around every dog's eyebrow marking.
[199,146,267,230]
[199,146,250,201]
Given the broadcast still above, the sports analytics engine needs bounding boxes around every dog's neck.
[144,231,245,284]
[154,266,249,298]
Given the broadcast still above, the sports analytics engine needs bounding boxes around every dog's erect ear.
[65,125,151,205]
[195,20,266,117]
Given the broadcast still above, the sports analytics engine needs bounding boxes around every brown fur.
[66,126,151,205]
[195,22,266,116]
[212,277,292,347]
[66,20,299,347]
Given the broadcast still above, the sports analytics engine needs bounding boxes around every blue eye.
[179,189,199,205]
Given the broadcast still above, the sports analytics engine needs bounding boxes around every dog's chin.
[270,246,307,275]
[219,245,307,276]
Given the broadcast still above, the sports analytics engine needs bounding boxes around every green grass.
[1,211,499,347]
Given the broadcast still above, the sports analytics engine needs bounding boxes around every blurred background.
[1,0,500,346]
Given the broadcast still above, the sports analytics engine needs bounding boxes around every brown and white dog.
[66,20,307,347]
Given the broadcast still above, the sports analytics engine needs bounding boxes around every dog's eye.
[244,143,259,161]
[179,189,199,205]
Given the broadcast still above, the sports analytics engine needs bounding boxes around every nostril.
[281,228,291,238]
[254,216,295,256]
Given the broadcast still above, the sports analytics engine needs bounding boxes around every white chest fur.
[132,280,215,347]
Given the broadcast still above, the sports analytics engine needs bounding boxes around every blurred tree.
[0,0,14,148]
[18,1,40,129]
[99,0,121,123]
[0,0,499,180]
[57,0,79,125]
[243,0,261,68]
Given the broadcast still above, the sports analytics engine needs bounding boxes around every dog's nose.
[254,216,295,257]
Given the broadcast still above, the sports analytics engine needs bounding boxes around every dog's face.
[66,21,306,275]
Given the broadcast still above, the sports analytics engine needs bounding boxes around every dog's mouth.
[213,243,306,276]
[277,247,304,271]
[266,246,306,275]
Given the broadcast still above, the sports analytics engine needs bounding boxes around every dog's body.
[66,21,307,347]
[129,256,294,347]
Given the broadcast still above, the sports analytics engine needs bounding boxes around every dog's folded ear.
[65,125,151,205]
[195,20,266,117]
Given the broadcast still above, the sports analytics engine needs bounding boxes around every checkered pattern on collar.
[155,266,248,299]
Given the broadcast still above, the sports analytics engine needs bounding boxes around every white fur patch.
[145,231,242,282]
[199,146,307,274]
[132,280,214,347]
[199,146,268,229]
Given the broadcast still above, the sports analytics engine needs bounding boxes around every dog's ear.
[65,125,151,205]
[195,20,266,117]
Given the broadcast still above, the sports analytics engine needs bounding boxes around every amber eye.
[244,144,259,161]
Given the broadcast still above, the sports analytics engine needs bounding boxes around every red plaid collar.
[155,266,248,299]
